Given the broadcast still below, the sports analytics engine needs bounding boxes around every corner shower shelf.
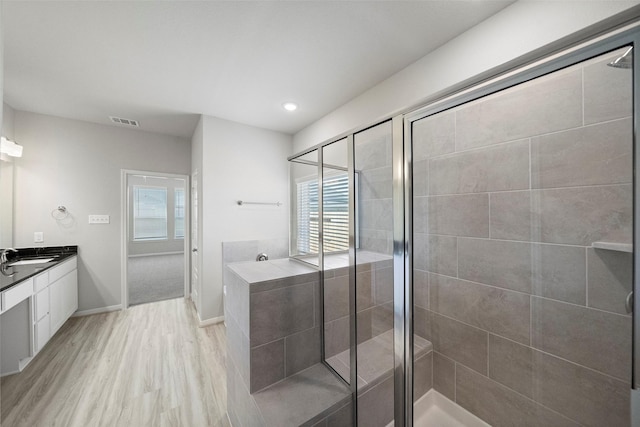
[591,241,633,253]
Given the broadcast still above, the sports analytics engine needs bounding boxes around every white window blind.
[133,186,168,240]
[175,188,185,239]
[297,173,351,254]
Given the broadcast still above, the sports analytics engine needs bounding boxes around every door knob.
[192,248,198,253]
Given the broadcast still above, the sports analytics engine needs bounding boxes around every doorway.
[121,170,190,308]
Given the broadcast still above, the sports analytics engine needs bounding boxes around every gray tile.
[412,110,456,160]
[427,194,489,237]
[413,231,429,271]
[430,274,530,344]
[414,352,433,401]
[413,197,430,234]
[531,118,632,188]
[373,266,393,305]
[359,228,393,255]
[414,305,430,340]
[250,339,285,392]
[532,244,586,305]
[323,274,349,322]
[456,364,580,427]
[531,296,631,381]
[584,48,633,125]
[225,269,251,336]
[226,313,251,389]
[222,240,259,264]
[533,184,632,246]
[324,316,350,358]
[357,308,373,344]
[488,334,534,398]
[533,350,630,427]
[354,122,392,170]
[414,269,429,309]
[360,167,392,200]
[456,67,583,150]
[430,139,529,195]
[426,235,457,277]
[285,327,321,377]
[413,159,429,197]
[433,351,455,401]
[490,191,533,241]
[372,302,394,336]
[458,238,532,293]
[357,270,374,312]
[326,402,353,427]
[360,199,393,232]
[250,283,315,346]
[431,312,488,375]
[253,364,351,427]
[587,248,632,315]
[357,375,394,427]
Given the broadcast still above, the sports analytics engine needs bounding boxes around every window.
[296,172,353,254]
[133,186,168,240]
[175,188,185,239]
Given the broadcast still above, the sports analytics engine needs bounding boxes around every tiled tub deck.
[225,252,433,426]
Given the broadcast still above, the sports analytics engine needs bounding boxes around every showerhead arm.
[607,46,633,69]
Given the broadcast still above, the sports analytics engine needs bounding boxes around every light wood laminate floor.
[0,298,229,427]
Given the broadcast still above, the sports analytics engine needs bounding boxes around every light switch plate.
[89,214,110,224]
[34,232,44,243]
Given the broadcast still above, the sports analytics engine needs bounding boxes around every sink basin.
[8,258,55,266]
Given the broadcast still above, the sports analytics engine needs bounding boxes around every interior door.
[191,170,200,309]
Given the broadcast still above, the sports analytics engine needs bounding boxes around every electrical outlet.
[88,215,110,224]
[34,232,44,243]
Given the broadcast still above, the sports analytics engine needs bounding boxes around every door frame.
[120,169,190,309]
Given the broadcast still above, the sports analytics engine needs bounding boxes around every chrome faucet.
[0,248,18,264]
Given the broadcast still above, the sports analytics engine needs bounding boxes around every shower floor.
[385,389,490,427]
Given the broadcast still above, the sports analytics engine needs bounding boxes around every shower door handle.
[626,291,633,314]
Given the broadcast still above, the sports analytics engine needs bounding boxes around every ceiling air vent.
[109,116,139,127]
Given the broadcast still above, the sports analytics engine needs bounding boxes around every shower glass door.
[352,120,399,426]
[409,45,634,426]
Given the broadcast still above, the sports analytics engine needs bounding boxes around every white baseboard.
[72,304,122,317]
[198,314,224,327]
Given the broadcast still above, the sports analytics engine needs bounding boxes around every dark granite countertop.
[0,246,78,293]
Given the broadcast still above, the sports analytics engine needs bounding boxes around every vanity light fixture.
[283,102,298,112]
[0,137,23,157]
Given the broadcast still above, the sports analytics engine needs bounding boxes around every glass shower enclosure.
[288,24,638,427]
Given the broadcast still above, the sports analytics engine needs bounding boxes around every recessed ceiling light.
[283,102,298,112]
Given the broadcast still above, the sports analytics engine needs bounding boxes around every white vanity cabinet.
[33,256,78,353]
[0,255,78,376]
[48,257,78,336]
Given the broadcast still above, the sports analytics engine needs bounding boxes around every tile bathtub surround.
[412,50,633,426]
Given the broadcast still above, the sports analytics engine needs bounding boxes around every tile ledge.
[591,241,633,253]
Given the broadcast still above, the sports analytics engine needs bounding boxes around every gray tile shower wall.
[412,48,632,426]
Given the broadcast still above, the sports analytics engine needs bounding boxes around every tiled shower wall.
[412,49,632,426]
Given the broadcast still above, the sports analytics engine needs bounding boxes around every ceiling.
[3,1,514,139]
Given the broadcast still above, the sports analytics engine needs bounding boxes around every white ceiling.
[3,1,514,139]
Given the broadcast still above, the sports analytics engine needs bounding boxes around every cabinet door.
[49,278,65,335]
[35,287,50,322]
[49,269,78,335]
[35,314,50,353]
[63,269,78,319]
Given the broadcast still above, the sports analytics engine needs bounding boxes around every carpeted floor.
[128,253,185,306]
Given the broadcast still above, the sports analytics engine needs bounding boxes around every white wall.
[196,115,291,321]
[12,111,191,312]
[293,1,640,152]
[0,104,15,248]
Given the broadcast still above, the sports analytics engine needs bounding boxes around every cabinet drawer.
[35,287,50,321]
[34,272,49,293]
[1,279,33,313]
[49,257,77,283]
